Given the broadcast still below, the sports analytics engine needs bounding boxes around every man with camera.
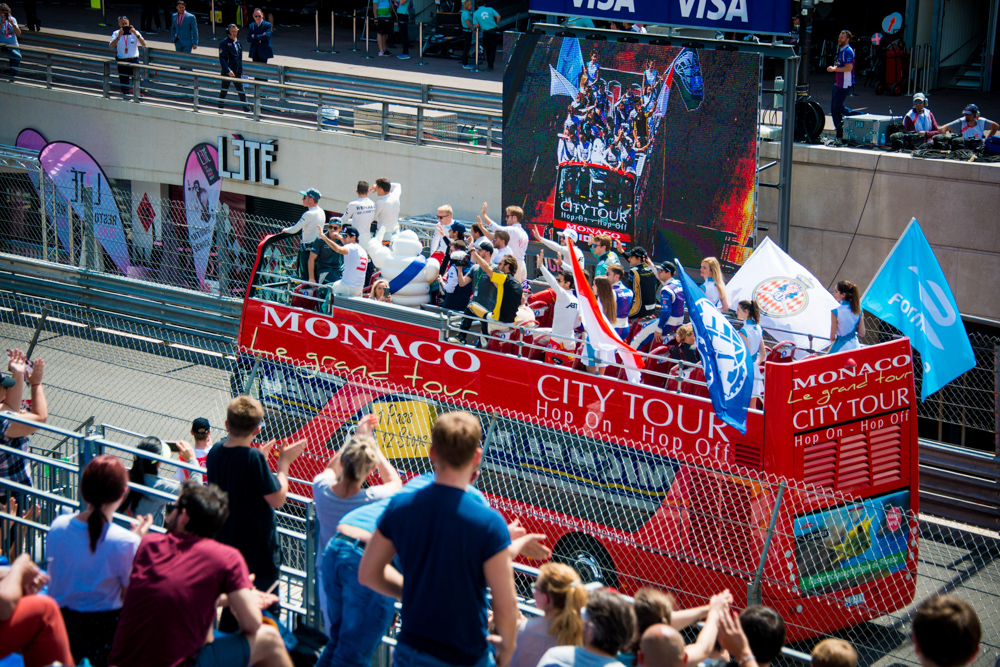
[109,16,146,98]
[0,3,21,78]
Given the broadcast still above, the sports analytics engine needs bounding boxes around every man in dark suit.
[218,23,250,113]
[247,7,272,65]
[170,0,198,53]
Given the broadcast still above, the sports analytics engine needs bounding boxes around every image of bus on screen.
[235,232,920,641]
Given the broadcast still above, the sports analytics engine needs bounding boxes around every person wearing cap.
[944,104,999,140]
[903,93,942,139]
[0,349,46,501]
[626,247,659,323]
[283,188,326,281]
[826,30,855,143]
[309,218,345,286]
[124,436,195,526]
[634,262,685,351]
[346,181,378,249]
[173,417,214,484]
[531,226,585,271]
[316,224,370,297]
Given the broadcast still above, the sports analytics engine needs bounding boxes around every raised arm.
[263,438,306,509]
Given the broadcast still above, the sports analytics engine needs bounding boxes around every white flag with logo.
[727,237,839,354]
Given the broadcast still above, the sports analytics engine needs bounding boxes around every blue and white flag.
[549,37,583,98]
[676,259,754,434]
[861,218,975,401]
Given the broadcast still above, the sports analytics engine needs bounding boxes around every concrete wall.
[0,82,502,221]
[758,141,1000,322]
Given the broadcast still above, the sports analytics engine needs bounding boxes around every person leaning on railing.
[0,350,47,505]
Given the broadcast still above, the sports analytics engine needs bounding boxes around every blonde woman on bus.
[511,563,588,667]
[829,280,865,353]
[700,257,729,312]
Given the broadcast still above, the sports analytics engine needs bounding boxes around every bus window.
[480,417,678,534]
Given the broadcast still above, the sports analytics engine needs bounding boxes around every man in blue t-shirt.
[827,30,855,142]
[472,0,501,71]
[359,411,518,667]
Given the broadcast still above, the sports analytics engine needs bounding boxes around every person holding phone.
[0,3,21,78]
[109,16,146,97]
[172,417,213,484]
[124,436,195,526]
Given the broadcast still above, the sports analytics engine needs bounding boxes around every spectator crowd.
[0,360,989,667]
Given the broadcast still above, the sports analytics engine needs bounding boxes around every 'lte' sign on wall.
[217,135,279,186]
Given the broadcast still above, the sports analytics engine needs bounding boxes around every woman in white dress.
[737,300,766,409]
[829,280,865,353]
[700,256,730,312]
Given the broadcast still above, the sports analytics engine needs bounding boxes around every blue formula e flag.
[675,259,754,435]
[862,218,975,401]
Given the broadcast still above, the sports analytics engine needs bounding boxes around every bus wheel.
[553,533,619,589]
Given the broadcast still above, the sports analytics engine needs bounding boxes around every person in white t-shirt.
[283,188,325,281]
[109,16,146,96]
[490,229,512,266]
[172,417,213,484]
[345,180,377,248]
[944,103,999,140]
[533,258,581,366]
[316,224,369,297]
[371,177,401,241]
[532,226,585,271]
[480,202,529,282]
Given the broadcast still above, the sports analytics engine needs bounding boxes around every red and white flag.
[568,238,645,381]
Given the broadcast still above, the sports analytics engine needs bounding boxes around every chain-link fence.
[862,315,998,451]
[0,286,998,665]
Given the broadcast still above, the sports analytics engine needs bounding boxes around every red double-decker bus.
[237,233,919,641]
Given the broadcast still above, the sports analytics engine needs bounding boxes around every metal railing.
[8,43,502,155]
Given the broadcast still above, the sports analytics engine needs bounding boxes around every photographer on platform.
[109,16,146,97]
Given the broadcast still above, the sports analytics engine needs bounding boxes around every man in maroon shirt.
[108,480,292,667]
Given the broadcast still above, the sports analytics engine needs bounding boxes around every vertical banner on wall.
[15,129,73,257]
[183,143,222,291]
[130,181,161,265]
[38,142,132,274]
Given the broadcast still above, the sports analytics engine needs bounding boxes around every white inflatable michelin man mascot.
[367,226,440,306]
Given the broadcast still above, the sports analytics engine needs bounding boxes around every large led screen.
[504,35,760,269]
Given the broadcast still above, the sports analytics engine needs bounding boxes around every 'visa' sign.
[530,0,790,35]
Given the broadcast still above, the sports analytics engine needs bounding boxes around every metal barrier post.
[485,115,492,155]
[331,12,338,53]
[25,307,49,360]
[313,11,323,53]
[474,28,480,72]
[81,186,94,271]
[305,502,320,629]
[211,0,216,37]
[416,107,424,146]
[45,54,52,88]
[39,164,48,262]
[352,11,358,51]
[252,82,261,121]
[418,22,426,66]
[98,0,107,27]
[317,93,324,131]
[132,65,141,103]
[193,75,199,112]
[278,65,286,104]
[747,481,786,606]
[364,14,372,59]
[102,61,110,98]
[381,100,389,140]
